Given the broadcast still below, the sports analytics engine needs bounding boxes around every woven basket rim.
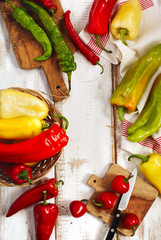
[0,87,64,187]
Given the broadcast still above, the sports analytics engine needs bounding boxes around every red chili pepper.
[123,213,139,235]
[0,124,69,163]
[34,190,58,240]
[64,10,104,74]
[93,192,117,209]
[87,0,117,52]
[112,174,133,194]
[6,178,63,217]
[35,0,57,15]
[69,200,87,218]
[0,162,32,184]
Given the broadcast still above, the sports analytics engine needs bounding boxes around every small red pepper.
[6,178,63,217]
[69,200,87,218]
[35,0,57,16]
[64,10,104,74]
[0,123,69,163]
[0,162,32,184]
[123,213,139,235]
[34,190,58,240]
[112,174,133,194]
[93,192,117,209]
[87,0,117,52]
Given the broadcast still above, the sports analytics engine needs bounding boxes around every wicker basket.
[0,87,64,187]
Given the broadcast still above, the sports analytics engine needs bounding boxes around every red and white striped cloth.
[79,0,161,154]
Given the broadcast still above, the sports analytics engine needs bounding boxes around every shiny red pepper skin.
[34,199,58,240]
[123,213,139,235]
[0,162,32,184]
[70,200,87,218]
[6,178,61,217]
[112,175,130,194]
[0,124,69,163]
[87,0,118,35]
[64,10,100,65]
[36,0,57,13]
[94,192,117,209]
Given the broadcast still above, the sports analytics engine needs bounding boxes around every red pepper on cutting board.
[34,190,58,240]
[64,10,104,73]
[112,174,133,194]
[93,192,117,209]
[0,123,69,163]
[0,162,32,184]
[35,0,57,16]
[87,0,117,52]
[6,178,63,217]
[123,213,139,235]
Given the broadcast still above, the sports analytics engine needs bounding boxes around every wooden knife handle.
[42,56,69,102]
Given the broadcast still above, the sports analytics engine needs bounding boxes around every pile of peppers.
[0,89,69,184]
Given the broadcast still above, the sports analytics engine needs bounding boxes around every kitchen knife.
[104,167,137,240]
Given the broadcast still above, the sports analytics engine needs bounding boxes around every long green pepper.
[23,0,77,92]
[5,0,52,62]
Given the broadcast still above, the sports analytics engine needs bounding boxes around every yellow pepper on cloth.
[0,117,45,139]
[110,0,142,45]
[128,153,161,193]
[0,89,49,119]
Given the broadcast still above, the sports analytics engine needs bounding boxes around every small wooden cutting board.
[87,164,158,236]
[0,0,75,101]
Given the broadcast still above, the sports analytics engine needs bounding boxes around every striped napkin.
[79,0,161,154]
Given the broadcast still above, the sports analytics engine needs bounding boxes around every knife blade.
[104,167,137,240]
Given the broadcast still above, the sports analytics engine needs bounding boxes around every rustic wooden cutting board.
[0,0,75,101]
[87,164,158,237]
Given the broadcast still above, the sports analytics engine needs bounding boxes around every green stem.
[131,225,137,236]
[50,9,63,20]
[5,0,16,9]
[95,34,112,54]
[128,154,150,165]
[119,28,128,46]
[93,199,104,208]
[18,170,32,184]
[54,180,64,189]
[43,190,48,205]
[123,174,133,184]
[67,71,72,93]
[96,61,104,74]
[42,123,49,130]
[81,199,88,204]
[118,106,124,122]
[53,115,69,131]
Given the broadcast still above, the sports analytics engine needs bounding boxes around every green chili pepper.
[110,44,161,121]
[5,0,52,62]
[23,0,77,92]
[128,73,161,142]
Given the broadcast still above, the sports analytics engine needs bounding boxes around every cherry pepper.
[123,213,139,235]
[6,178,63,217]
[0,162,32,184]
[34,190,58,240]
[128,153,161,193]
[93,192,117,209]
[69,200,87,218]
[87,0,117,52]
[112,174,133,194]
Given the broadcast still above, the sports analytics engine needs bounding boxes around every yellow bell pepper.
[128,153,161,193]
[110,0,142,45]
[0,89,49,119]
[0,116,46,139]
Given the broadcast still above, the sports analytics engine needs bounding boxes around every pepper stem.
[95,35,112,53]
[54,180,64,189]
[123,174,133,184]
[43,190,48,205]
[67,71,72,93]
[53,115,69,131]
[81,199,88,204]
[119,28,128,46]
[95,61,104,74]
[5,0,16,9]
[131,225,137,236]
[42,123,49,130]
[128,154,150,165]
[18,170,32,184]
[93,199,104,208]
[118,106,124,122]
[50,9,63,20]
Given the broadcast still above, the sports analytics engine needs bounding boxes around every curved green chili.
[23,0,77,92]
[6,0,52,62]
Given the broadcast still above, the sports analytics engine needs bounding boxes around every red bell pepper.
[6,178,63,217]
[0,162,32,184]
[34,190,58,240]
[0,123,69,163]
[87,0,117,52]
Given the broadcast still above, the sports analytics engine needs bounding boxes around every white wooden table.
[0,0,161,239]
